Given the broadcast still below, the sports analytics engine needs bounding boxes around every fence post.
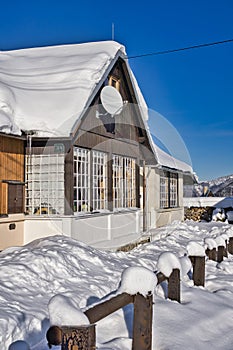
[132,292,153,350]
[189,256,205,287]
[205,248,217,261]
[167,268,180,303]
[228,237,233,254]
[217,246,224,263]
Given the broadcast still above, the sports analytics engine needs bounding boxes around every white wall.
[146,168,184,229]
[24,217,64,244]
[0,214,24,250]
[24,210,142,249]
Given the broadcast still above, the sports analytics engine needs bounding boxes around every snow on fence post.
[157,252,181,303]
[187,241,205,287]
[46,294,96,350]
[205,238,217,261]
[118,266,157,350]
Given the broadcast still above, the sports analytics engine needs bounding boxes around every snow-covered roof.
[0,41,125,137]
[153,142,193,173]
[0,40,193,174]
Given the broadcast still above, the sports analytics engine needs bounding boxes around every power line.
[127,38,233,59]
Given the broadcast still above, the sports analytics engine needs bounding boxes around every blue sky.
[1,0,233,181]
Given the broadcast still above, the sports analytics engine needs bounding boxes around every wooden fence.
[46,235,233,350]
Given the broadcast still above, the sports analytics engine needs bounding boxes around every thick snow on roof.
[153,142,193,173]
[0,41,125,137]
[0,40,193,173]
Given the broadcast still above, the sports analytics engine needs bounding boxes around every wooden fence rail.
[46,234,233,350]
[47,292,153,350]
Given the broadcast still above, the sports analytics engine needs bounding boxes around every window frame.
[160,170,178,209]
[73,147,108,213]
[112,154,136,210]
[25,152,65,215]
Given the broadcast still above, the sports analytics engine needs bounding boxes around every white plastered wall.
[146,167,184,229]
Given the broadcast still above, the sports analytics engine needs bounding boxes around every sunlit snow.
[1,221,233,350]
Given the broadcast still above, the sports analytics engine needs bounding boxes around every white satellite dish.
[100,86,123,115]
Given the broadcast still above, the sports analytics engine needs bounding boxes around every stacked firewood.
[184,207,213,222]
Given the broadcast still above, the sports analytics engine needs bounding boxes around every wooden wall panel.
[0,182,8,214]
[0,136,25,182]
[0,135,25,213]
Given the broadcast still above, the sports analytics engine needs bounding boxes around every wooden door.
[8,184,24,214]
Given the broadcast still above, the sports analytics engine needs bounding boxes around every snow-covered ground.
[1,220,233,350]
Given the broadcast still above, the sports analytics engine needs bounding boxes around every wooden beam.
[168,269,180,302]
[84,292,134,324]
[189,256,205,287]
[132,293,153,350]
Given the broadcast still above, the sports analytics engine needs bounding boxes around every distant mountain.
[193,174,233,197]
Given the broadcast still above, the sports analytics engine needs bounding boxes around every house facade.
[0,41,193,250]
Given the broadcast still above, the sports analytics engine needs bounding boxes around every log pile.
[184,207,214,222]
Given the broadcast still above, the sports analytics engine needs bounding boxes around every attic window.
[109,76,120,91]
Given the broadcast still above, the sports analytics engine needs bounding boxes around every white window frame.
[113,154,136,209]
[73,148,90,212]
[113,154,124,209]
[160,171,178,209]
[26,153,65,215]
[160,171,169,209]
[73,147,107,213]
[170,173,178,207]
[124,157,136,208]
[92,150,108,211]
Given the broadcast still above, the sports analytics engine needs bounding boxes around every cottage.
[0,41,193,250]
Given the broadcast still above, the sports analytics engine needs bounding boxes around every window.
[124,157,136,208]
[113,155,124,208]
[160,171,178,209]
[92,150,108,211]
[74,148,90,212]
[73,147,107,212]
[160,171,169,209]
[113,154,136,209]
[108,76,120,91]
[170,173,178,207]
[26,153,65,215]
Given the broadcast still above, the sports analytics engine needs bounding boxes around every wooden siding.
[72,58,152,150]
[0,135,25,181]
[0,135,25,214]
